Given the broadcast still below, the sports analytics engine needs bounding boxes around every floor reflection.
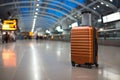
[2,49,16,67]
[0,40,120,80]
[30,43,43,80]
[102,68,120,80]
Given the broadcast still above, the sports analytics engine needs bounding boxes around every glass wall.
[98,21,120,40]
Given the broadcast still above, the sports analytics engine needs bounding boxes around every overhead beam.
[20,19,53,26]
[35,23,51,28]
[18,14,58,21]
[96,0,117,10]
[10,6,75,19]
[0,1,76,20]
[55,1,99,26]
[70,0,101,16]
[36,22,52,27]
[38,2,70,13]
[0,1,73,9]
[19,16,57,23]
[19,15,57,27]
[60,1,98,22]
[16,10,60,18]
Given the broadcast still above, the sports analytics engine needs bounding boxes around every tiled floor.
[0,40,120,80]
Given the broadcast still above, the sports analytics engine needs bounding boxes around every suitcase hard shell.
[71,26,98,68]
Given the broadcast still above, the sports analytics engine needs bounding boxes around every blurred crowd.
[2,32,16,43]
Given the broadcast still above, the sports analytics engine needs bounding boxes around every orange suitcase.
[71,26,98,68]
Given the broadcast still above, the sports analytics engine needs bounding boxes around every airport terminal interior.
[0,0,120,80]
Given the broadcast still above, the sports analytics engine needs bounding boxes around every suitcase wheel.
[76,64,81,67]
[88,65,92,69]
[95,63,99,67]
[85,63,92,69]
[71,61,75,67]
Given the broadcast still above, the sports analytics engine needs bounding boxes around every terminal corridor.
[0,40,120,80]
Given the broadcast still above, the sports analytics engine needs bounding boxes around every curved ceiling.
[0,0,119,32]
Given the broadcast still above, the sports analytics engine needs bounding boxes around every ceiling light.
[110,0,113,2]
[46,30,50,34]
[34,18,36,21]
[101,2,104,5]
[74,15,77,18]
[32,19,36,32]
[99,28,104,31]
[31,29,34,32]
[36,8,38,11]
[36,4,39,7]
[97,5,100,8]
[35,12,38,15]
[34,15,37,18]
[106,4,109,7]
[98,19,102,22]
[93,7,96,10]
